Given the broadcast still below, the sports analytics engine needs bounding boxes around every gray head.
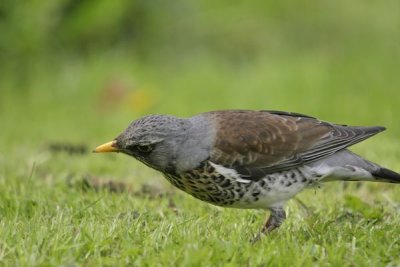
[94,114,213,174]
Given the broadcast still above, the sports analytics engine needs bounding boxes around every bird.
[93,110,400,238]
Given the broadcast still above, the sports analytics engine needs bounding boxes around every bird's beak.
[93,140,119,153]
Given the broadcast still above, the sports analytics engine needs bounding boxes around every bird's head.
[93,115,191,173]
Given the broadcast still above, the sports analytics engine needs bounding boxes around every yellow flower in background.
[97,79,157,113]
[124,86,156,113]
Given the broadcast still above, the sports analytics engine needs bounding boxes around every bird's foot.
[250,207,286,244]
[250,231,265,244]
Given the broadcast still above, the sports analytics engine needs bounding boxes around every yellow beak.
[93,140,119,153]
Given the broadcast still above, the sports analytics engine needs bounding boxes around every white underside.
[311,163,374,181]
[208,162,312,209]
[208,161,374,210]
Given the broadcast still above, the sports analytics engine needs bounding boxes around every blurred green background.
[1,0,399,149]
[1,1,400,265]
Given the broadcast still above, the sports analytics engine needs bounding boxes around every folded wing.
[208,110,385,180]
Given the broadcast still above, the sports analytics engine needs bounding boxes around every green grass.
[1,1,400,265]
[1,57,400,266]
[1,140,400,266]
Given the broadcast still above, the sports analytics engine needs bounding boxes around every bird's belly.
[164,164,318,209]
[228,181,308,209]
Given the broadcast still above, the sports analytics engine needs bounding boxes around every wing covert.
[207,110,384,179]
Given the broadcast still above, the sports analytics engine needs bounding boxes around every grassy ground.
[1,1,400,266]
[1,56,400,266]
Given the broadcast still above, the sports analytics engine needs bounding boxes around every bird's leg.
[252,207,286,243]
[262,207,286,233]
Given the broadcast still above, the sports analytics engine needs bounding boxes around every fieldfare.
[94,110,400,237]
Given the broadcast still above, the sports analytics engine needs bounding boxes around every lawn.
[1,1,400,266]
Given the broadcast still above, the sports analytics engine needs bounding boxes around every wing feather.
[207,110,385,180]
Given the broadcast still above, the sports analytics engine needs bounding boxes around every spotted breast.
[164,160,319,209]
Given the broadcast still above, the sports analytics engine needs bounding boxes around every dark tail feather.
[372,167,400,183]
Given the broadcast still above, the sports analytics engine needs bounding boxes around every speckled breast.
[163,161,246,206]
[163,161,317,208]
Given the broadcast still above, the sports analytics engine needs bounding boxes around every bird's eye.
[137,144,153,153]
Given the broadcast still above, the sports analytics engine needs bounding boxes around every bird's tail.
[309,149,400,183]
[371,167,400,183]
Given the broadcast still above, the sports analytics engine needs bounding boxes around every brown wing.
[207,110,385,179]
